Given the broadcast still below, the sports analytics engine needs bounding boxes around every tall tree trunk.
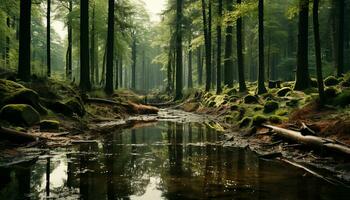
[313,0,325,104]
[142,49,145,91]
[5,17,10,67]
[47,0,51,77]
[188,40,193,89]
[90,2,96,85]
[115,57,118,89]
[175,0,183,100]
[131,34,137,90]
[236,0,247,92]
[119,57,123,88]
[224,0,234,87]
[202,0,212,92]
[257,0,267,94]
[66,0,73,80]
[80,0,91,91]
[294,0,310,91]
[337,0,344,76]
[197,47,203,86]
[18,0,32,81]
[166,46,173,93]
[216,0,223,94]
[105,0,115,94]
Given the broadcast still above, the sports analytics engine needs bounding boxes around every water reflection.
[0,122,349,199]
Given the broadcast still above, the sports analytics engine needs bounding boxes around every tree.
[333,0,345,77]
[18,0,32,81]
[175,0,183,100]
[313,0,325,104]
[294,0,310,91]
[47,0,51,77]
[188,42,193,89]
[224,0,234,88]
[79,0,91,91]
[105,0,115,94]
[66,0,73,80]
[236,0,247,92]
[216,0,223,94]
[257,0,267,94]
[202,0,212,92]
[131,32,136,90]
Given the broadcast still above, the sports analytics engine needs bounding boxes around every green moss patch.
[0,104,40,126]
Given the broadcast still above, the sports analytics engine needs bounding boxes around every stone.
[40,120,60,132]
[324,76,339,86]
[0,104,40,126]
[277,87,292,97]
[263,101,279,113]
[244,95,259,104]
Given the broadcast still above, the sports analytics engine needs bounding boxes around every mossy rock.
[64,97,85,117]
[340,80,350,87]
[253,106,263,111]
[47,97,85,117]
[332,89,350,107]
[324,76,339,86]
[239,117,252,128]
[244,95,259,104]
[0,79,47,114]
[230,104,240,111]
[226,88,237,96]
[286,99,299,107]
[40,120,60,132]
[276,109,288,116]
[0,104,40,126]
[252,115,268,126]
[310,78,318,88]
[269,115,284,124]
[277,87,292,97]
[263,101,279,113]
[324,87,339,98]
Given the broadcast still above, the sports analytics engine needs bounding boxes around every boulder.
[0,104,40,126]
[253,115,268,126]
[277,87,292,97]
[40,120,60,132]
[324,76,339,86]
[0,79,47,114]
[239,117,252,128]
[324,87,339,98]
[310,78,318,88]
[264,101,279,113]
[47,97,85,117]
[244,95,259,104]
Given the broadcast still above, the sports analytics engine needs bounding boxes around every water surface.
[0,122,349,199]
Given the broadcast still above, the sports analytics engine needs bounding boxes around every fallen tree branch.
[0,126,43,143]
[262,124,350,155]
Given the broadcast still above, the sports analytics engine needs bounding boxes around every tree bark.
[257,0,267,94]
[224,0,234,87]
[18,0,32,81]
[197,47,203,86]
[236,0,247,92]
[294,0,310,91]
[216,0,223,94]
[188,40,193,89]
[80,0,91,91]
[90,2,96,85]
[175,0,183,100]
[202,0,212,92]
[131,33,137,90]
[47,0,51,77]
[66,0,73,80]
[105,0,115,94]
[313,0,325,104]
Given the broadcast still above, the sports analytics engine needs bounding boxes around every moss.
[252,115,268,126]
[277,87,292,97]
[0,104,40,126]
[239,117,252,128]
[269,115,284,124]
[276,109,288,116]
[64,97,85,117]
[253,106,263,111]
[332,89,350,107]
[324,76,339,86]
[40,120,60,132]
[243,95,259,104]
[263,101,279,113]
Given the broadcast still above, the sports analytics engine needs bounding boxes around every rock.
[277,87,292,97]
[310,78,318,88]
[0,79,47,114]
[244,95,259,104]
[40,120,60,132]
[286,99,299,107]
[332,89,350,107]
[263,101,279,113]
[324,87,339,98]
[239,117,252,128]
[0,104,40,126]
[324,76,339,86]
[253,115,268,126]
[65,97,85,117]
[46,97,85,117]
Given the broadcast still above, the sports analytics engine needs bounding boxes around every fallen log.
[0,126,41,143]
[262,124,350,155]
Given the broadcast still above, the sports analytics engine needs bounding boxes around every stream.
[0,113,350,199]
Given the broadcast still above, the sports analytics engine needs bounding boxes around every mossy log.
[0,126,43,143]
[263,124,350,155]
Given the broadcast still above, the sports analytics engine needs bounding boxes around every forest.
[0,0,350,199]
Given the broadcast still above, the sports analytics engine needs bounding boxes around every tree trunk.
[90,2,96,85]
[5,17,10,67]
[66,0,73,80]
[18,0,32,81]
[142,49,145,91]
[80,0,91,91]
[337,0,344,76]
[294,0,310,91]
[175,0,183,100]
[224,0,234,87]
[188,40,193,89]
[202,0,212,92]
[105,0,115,94]
[257,0,267,94]
[236,0,247,92]
[131,34,137,90]
[115,57,118,89]
[313,0,325,104]
[197,47,203,86]
[47,0,51,77]
[119,57,123,88]
[216,0,223,94]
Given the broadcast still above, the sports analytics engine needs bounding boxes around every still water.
[0,122,349,199]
